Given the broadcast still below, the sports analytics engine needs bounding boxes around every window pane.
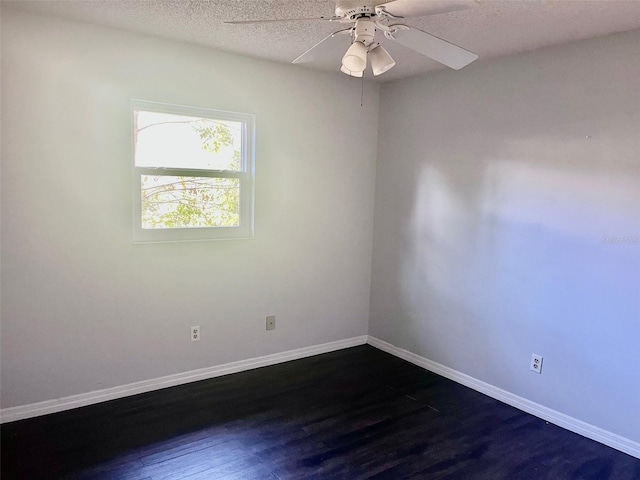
[141,175,240,229]
[134,110,243,171]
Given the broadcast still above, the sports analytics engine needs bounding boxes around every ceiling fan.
[225,0,479,77]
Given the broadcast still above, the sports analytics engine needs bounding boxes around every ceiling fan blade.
[292,28,351,64]
[224,16,338,25]
[390,27,477,69]
[377,0,476,18]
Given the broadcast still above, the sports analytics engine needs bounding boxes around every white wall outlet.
[266,315,276,331]
[191,326,200,342]
[530,354,543,373]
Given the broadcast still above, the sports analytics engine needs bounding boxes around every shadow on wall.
[369,29,640,443]
[396,129,639,429]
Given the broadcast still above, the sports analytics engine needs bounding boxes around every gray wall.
[370,29,640,443]
[2,6,639,448]
[1,10,378,407]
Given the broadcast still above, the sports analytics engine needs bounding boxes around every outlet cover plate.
[530,354,543,373]
[266,315,276,331]
[191,326,200,342]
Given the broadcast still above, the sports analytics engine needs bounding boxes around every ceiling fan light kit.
[369,44,396,76]
[340,65,364,77]
[341,17,394,77]
[226,0,479,78]
[342,40,368,72]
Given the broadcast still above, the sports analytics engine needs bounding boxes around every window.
[132,100,255,242]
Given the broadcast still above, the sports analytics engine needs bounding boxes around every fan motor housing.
[353,19,376,46]
[335,3,377,20]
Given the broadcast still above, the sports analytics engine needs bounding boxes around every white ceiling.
[6,0,640,82]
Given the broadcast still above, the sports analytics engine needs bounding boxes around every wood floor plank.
[2,345,639,479]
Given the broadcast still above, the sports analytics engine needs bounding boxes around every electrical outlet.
[530,354,543,374]
[191,326,200,342]
[266,315,276,331]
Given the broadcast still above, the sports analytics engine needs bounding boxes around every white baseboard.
[366,335,640,459]
[5,334,638,460]
[0,335,368,424]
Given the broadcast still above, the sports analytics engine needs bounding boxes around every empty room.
[1,0,639,478]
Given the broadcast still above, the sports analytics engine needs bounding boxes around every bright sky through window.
[135,111,243,171]
[132,100,255,242]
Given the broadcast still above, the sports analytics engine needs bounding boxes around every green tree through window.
[132,100,255,242]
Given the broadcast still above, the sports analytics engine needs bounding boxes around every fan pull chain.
[360,75,364,107]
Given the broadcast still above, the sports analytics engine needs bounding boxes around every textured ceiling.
[5,0,640,82]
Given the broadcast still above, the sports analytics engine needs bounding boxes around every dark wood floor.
[2,345,639,479]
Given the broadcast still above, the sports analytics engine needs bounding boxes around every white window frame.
[131,99,255,243]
